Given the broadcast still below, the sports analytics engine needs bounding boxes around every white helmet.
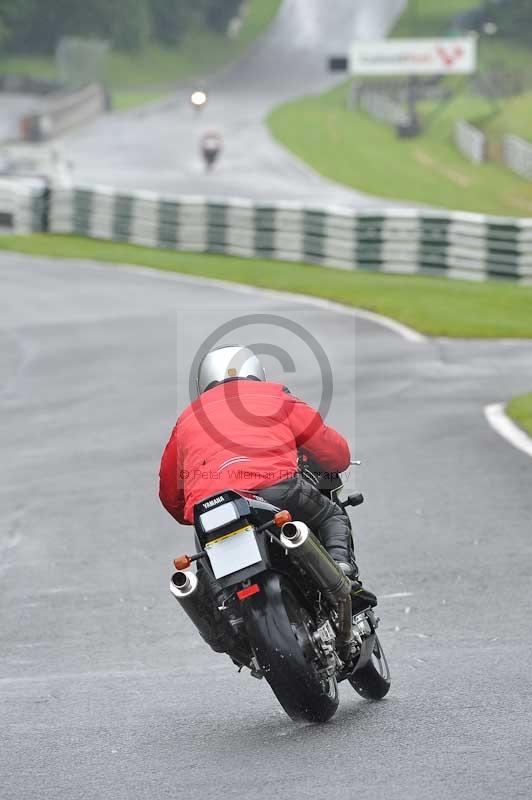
[196,345,266,395]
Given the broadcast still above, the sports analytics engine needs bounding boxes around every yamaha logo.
[203,496,225,509]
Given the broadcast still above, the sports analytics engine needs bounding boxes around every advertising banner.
[350,37,477,76]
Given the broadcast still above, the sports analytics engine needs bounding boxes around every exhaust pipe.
[280,521,353,652]
[170,569,198,598]
[170,570,226,653]
[280,521,351,600]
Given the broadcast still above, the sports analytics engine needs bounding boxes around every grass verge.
[111,90,168,112]
[0,0,281,106]
[1,233,532,338]
[506,393,532,437]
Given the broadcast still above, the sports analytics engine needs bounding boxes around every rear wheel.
[349,633,391,700]
[243,573,339,723]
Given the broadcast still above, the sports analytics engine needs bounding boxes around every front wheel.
[349,633,391,700]
[243,573,339,723]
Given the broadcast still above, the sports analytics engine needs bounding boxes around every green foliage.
[0,0,152,52]
[202,0,242,33]
[394,0,532,49]
[0,0,252,54]
[0,0,282,91]
[392,0,475,37]
[150,0,188,46]
[489,0,532,45]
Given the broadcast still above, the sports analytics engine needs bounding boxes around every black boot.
[334,559,378,613]
[350,582,378,614]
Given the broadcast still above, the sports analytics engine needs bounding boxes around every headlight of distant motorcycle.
[191,90,207,107]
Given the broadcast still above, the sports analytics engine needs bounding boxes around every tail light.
[237,584,261,601]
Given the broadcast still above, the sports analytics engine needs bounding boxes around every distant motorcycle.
[200,130,222,172]
[169,460,390,723]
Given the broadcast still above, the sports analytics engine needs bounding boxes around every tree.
[489,0,532,44]
[0,0,248,54]
[150,0,188,45]
[202,0,242,33]
[0,0,151,53]
[0,0,36,48]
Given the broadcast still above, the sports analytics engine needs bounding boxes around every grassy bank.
[0,0,281,101]
[507,393,532,437]
[1,233,532,338]
[268,84,532,216]
[454,92,532,145]
[267,0,532,216]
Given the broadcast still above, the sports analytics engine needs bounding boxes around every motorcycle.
[169,460,391,722]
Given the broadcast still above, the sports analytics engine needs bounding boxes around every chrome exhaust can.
[170,570,226,652]
[280,521,351,601]
[280,521,353,650]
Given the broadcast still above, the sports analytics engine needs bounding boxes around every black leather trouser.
[256,474,353,564]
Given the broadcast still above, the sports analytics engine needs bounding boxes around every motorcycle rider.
[200,130,222,171]
[159,345,376,617]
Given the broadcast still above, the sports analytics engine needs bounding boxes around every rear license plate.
[205,525,262,579]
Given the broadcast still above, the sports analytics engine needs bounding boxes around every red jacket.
[159,379,350,524]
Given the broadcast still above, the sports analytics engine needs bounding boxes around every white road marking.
[8,254,427,343]
[348,307,426,344]
[116,263,427,344]
[484,402,532,460]
[380,591,413,599]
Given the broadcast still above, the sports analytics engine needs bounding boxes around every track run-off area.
[2,1,532,798]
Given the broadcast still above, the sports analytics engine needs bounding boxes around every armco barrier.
[0,74,61,94]
[502,134,532,181]
[0,178,48,232]
[47,186,532,282]
[454,120,486,164]
[20,83,106,142]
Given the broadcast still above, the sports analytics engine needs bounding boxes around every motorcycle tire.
[243,572,339,723]
[203,149,218,165]
[349,632,391,700]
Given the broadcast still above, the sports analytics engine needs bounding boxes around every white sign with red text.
[350,37,477,76]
